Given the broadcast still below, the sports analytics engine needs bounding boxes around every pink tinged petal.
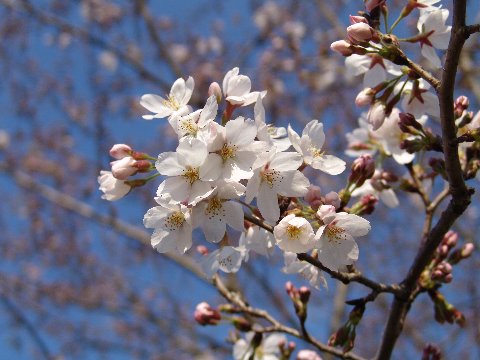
[312,155,346,175]
[380,188,399,208]
[258,183,280,223]
[177,138,208,167]
[226,117,257,147]
[270,151,303,171]
[304,120,325,148]
[287,125,303,155]
[226,75,251,97]
[275,171,310,197]
[335,213,371,237]
[200,153,223,181]
[345,54,371,76]
[223,201,245,231]
[156,152,184,176]
[245,171,261,203]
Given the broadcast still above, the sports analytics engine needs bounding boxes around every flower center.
[286,225,302,240]
[164,211,185,231]
[162,94,180,110]
[179,117,198,135]
[310,146,324,158]
[326,224,347,243]
[260,168,281,188]
[205,197,224,218]
[182,166,200,185]
[218,143,237,161]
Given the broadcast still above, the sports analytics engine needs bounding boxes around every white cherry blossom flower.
[288,120,345,175]
[239,225,275,258]
[155,137,221,204]
[282,252,327,289]
[254,96,291,151]
[233,332,286,360]
[246,149,310,224]
[169,95,217,139]
[206,116,265,181]
[345,113,379,158]
[98,170,130,201]
[192,180,245,243]
[273,214,316,253]
[143,203,193,254]
[140,76,194,119]
[374,108,427,165]
[351,170,399,208]
[345,54,401,88]
[400,79,439,118]
[222,67,266,106]
[417,8,451,68]
[201,246,246,278]
[315,205,370,271]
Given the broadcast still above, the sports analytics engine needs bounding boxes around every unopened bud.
[454,95,469,118]
[365,0,385,12]
[232,316,252,332]
[194,302,221,326]
[111,156,138,180]
[196,245,209,256]
[398,112,423,133]
[305,185,322,209]
[422,343,441,360]
[461,243,475,258]
[349,154,375,187]
[349,15,368,24]
[355,88,375,107]
[360,194,377,214]
[299,286,311,303]
[442,230,458,248]
[347,23,377,44]
[324,191,341,209]
[134,160,152,172]
[367,101,387,130]
[109,144,133,159]
[330,40,354,56]
[208,82,222,103]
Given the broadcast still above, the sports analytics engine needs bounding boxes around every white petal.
[155,152,184,176]
[200,153,223,181]
[335,213,371,237]
[311,155,346,175]
[275,171,310,197]
[224,201,245,231]
[226,75,251,97]
[258,183,280,223]
[270,151,303,171]
[287,124,303,155]
[379,188,399,208]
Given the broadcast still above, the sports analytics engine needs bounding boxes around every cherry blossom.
[288,120,346,175]
[315,205,370,271]
[192,181,245,243]
[143,203,193,254]
[246,149,310,223]
[140,76,194,119]
[233,332,286,360]
[222,67,266,106]
[345,54,401,88]
[239,225,275,257]
[416,8,451,68]
[169,95,217,139]
[254,96,291,151]
[400,80,440,118]
[273,214,316,253]
[98,170,131,201]
[155,137,221,204]
[351,171,399,208]
[201,246,246,278]
[282,252,327,289]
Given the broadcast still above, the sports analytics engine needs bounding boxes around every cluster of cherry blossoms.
[98,65,376,286]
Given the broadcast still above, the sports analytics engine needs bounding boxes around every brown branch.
[297,253,403,297]
[375,1,475,358]
[213,275,366,360]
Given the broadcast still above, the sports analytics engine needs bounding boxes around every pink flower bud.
[297,349,323,360]
[461,243,474,258]
[330,40,354,56]
[360,194,377,215]
[349,15,368,24]
[196,245,209,256]
[349,154,375,187]
[285,281,295,295]
[347,23,375,43]
[109,144,133,159]
[194,302,221,326]
[288,341,296,351]
[299,286,311,303]
[355,88,375,107]
[110,156,137,180]
[208,81,222,103]
[324,191,341,209]
[305,185,322,206]
[454,95,469,118]
[367,101,386,130]
[443,230,458,248]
